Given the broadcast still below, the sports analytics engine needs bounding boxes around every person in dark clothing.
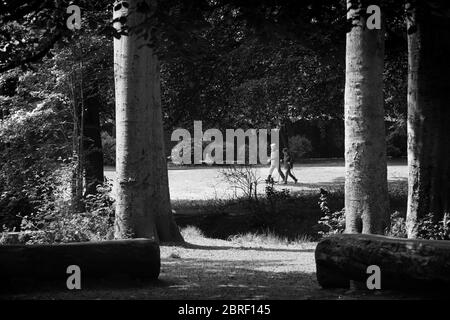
[282,148,298,184]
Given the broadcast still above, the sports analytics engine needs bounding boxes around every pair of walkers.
[266,144,298,184]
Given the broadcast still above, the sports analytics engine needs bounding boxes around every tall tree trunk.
[70,71,84,213]
[113,0,183,243]
[406,0,450,238]
[344,0,389,234]
[83,90,104,196]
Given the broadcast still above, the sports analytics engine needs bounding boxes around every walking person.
[282,147,298,184]
[266,143,285,183]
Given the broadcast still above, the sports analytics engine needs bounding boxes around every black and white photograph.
[0,0,450,305]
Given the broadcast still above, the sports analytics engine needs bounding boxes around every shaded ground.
[2,230,446,300]
[105,159,407,200]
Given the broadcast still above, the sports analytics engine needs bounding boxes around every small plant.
[316,188,345,236]
[220,165,261,200]
[249,180,292,228]
[417,213,450,240]
[19,182,115,244]
[265,180,291,212]
[181,225,205,241]
[386,211,407,238]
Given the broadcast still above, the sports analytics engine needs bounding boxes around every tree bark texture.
[113,0,183,242]
[344,0,389,234]
[406,0,450,238]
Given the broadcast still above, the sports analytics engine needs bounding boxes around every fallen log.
[315,234,450,290]
[0,239,160,284]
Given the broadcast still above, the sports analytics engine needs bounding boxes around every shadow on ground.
[2,242,447,300]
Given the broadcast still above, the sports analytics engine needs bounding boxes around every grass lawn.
[104,159,407,200]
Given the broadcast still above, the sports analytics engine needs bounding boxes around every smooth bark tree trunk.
[344,0,389,234]
[83,91,104,196]
[113,0,183,243]
[406,0,450,238]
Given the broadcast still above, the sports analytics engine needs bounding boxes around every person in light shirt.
[266,143,285,183]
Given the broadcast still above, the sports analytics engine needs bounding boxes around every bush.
[386,211,407,238]
[0,192,34,231]
[247,180,292,228]
[386,120,407,158]
[19,182,115,244]
[265,180,291,213]
[289,135,312,160]
[317,208,345,236]
[101,131,116,166]
[220,165,261,200]
[417,213,450,240]
[317,198,449,241]
[316,188,345,236]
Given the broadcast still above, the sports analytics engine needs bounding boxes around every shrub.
[101,131,116,166]
[386,120,407,158]
[289,135,312,160]
[220,165,261,200]
[386,211,407,238]
[248,180,292,228]
[317,199,449,241]
[19,182,115,244]
[417,213,450,240]
[0,192,34,231]
[317,209,345,236]
[265,180,291,212]
[316,189,345,236]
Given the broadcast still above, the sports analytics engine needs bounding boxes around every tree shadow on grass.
[284,177,407,190]
[180,242,315,253]
[158,257,450,300]
[0,258,321,300]
[277,177,345,190]
[0,276,177,299]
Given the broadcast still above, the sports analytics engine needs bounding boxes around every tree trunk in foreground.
[406,0,450,238]
[315,234,450,290]
[344,0,389,234]
[113,0,183,242]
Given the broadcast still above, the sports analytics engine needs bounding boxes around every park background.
[0,0,448,299]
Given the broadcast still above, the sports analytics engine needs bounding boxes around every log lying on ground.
[0,239,160,283]
[315,234,450,290]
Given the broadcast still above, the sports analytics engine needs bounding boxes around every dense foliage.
[0,0,422,238]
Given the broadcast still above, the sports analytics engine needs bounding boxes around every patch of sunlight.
[228,230,314,249]
[179,226,317,251]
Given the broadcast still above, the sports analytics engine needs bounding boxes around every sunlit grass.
[180,225,314,249]
[228,229,313,247]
